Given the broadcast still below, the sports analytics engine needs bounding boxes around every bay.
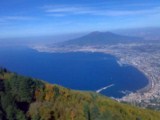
[0,46,148,98]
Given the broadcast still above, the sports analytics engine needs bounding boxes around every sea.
[0,46,148,98]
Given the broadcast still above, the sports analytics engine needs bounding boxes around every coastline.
[32,46,152,94]
[31,45,159,106]
[116,59,152,93]
[129,65,152,93]
[101,51,157,104]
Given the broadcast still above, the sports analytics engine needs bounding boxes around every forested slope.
[0,68,160,120]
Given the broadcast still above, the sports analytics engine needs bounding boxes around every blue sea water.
[0,46,148,98]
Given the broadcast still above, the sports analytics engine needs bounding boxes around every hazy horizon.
[1,0,160,38]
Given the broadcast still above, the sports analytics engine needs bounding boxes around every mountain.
[0,68,160,120]
[114,27,160,41]
[58,31,143,46]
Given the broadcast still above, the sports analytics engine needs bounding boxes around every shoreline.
[32,45,158,105]
[129,65,152,93]
[101,51,157,103]
[116,59,152,93]
[32,46,152,96]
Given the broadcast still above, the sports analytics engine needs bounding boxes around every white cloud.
[42,5,90,15]
[0,16,37,27]
[0,16,36,24]
[2,16,35,20]
[47,13,66,17]
[43,4,160,17]
[46,7,83,13]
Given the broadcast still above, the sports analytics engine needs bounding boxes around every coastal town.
[32,41,160,109]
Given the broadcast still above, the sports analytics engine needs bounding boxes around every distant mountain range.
[114,27,160,40]
[57,31,143,46]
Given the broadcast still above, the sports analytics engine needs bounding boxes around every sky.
[0,0,160,38]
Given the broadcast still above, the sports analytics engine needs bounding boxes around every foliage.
[0,68,160,120]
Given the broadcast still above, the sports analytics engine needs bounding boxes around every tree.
[0,79,4,91]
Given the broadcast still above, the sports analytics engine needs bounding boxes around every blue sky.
[0,0,160,38]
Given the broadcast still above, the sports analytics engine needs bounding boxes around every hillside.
[0,68,160,120]
[57,31,142,46]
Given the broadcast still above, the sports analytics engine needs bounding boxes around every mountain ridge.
[57,31,143,46]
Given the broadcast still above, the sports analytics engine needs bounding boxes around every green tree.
[0,80,4,91]
[16,110,26,120]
